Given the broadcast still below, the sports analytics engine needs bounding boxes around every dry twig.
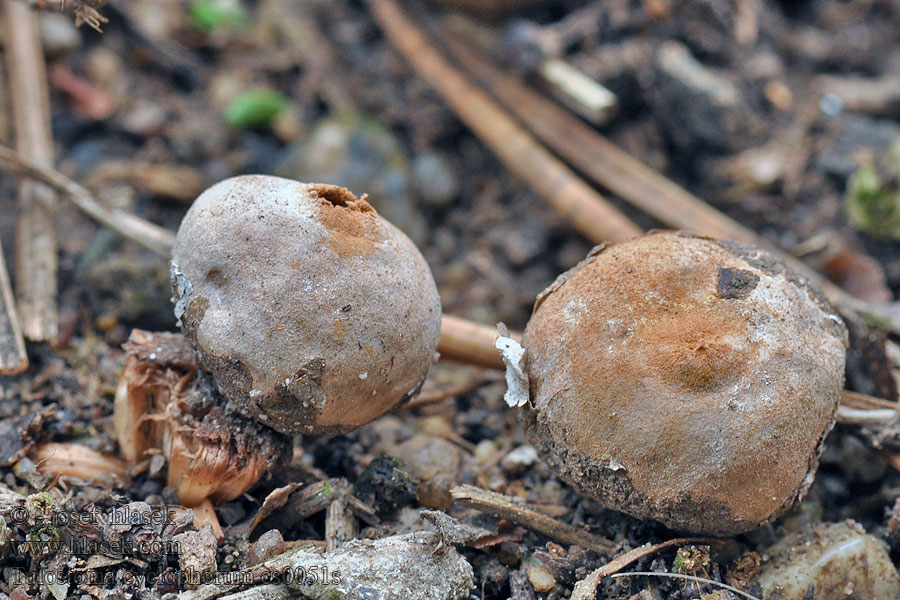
[3,0,58,342]
[438,314,511,370]
[0,144,176,257]
[451,484,616,555]
[366,0,642,244]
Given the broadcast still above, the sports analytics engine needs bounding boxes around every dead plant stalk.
[3,0,58,342]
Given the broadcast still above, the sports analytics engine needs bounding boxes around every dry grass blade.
[437,23,900,334]
[841,389,899,410]
[366,0,642,244]
[0,144,176,257]
[451,484,616,555]
[3,0,58,342]
[836,406,897,425]
[570,537,717,600]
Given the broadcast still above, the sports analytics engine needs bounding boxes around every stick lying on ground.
[3,0,58,342]
[0,144,176,257]
[451,484,616,555]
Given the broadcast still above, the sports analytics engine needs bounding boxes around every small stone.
[474,440,498,463]
[119,99,168,137]
[276,115,428,245]
[288,531,473,600]
[500,445,537,474]
[39,13,81,58]
[412,151,459,208]
[752,520,900,600]
[526,565,556,593]
[389,435,464,510]
[173,525,218,588]
[764,80,793,111]
[248,529,285,566]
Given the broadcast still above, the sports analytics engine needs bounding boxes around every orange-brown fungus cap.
[521,231,848,535]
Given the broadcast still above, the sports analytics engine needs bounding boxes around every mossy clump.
[845,142,900,239]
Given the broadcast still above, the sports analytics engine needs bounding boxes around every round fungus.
[520,231,848,535]
[172,175,442,434]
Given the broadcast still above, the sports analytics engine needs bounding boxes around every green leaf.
[223,88,289,129]
[189,0,249,31]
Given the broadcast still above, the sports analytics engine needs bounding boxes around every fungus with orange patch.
[508,231,848,535]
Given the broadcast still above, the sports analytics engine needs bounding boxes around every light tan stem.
[192,499,225,542]
[3,0,58,341]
